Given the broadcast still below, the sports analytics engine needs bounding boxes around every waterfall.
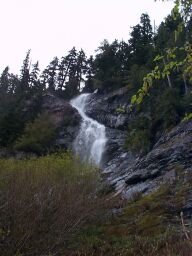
[70,93,107,166]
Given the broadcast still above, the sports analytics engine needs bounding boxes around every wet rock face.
[102,128,127,164]
[85,87,132,129]
[42,93,81,150]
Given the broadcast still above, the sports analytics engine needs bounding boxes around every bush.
[125,116,151,155]
[0,153,108,256]
[14,112,56,155]
[153,88,185,130]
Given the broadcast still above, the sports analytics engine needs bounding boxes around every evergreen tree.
[58,56,68,91]
[84,55,94,92]
[129,14,153,65]
[76,49,87,90]
[0,67,10,95]
[46,57,59,91]
[30,61,41,90]
[18,50,31,95]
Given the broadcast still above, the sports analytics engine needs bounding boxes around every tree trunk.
[163,57,172,88]
[183,74,188,95]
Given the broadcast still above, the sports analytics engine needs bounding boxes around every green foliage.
[0,52,43,147]
[129,13,153,66]
[131,1,192,107]
[182,112,192,121]
[116,105,126,114]
[14,113,56,154]
[93,14,154,93]
[128,64,150,90]
[125,116,151,154]
[131,46,190,105]
[129,87,187,152]
[154,88,185,129]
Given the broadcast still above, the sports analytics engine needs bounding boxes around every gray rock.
[85,87,132,129]
[42,93,81,150]
[103,120,192,197]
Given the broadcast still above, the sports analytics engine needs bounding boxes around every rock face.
[85,87,134,168]
[42,93,81,150]
[82,90,192,198]
[106,120,192,198]
[85,87,132,130]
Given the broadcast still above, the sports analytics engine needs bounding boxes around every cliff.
[77,90,192,199]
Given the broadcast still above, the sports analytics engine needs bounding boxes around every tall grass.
[0,152,107,256]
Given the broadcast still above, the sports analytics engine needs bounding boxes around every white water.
[70,93,107,166]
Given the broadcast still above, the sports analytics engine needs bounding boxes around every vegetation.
[1,154,192,255]
[127,3,191,154]
[0,153,110,256]
[125,115,152,154]
[14,112,56,155]
[64,165,192,255]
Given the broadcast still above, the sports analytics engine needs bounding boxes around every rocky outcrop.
[85,87,133,129]
[42,93,81,150]
[79,90,192,199]
[103,120,192,199]
[85,88,136,169]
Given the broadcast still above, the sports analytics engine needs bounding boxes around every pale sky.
[0,0,174,74]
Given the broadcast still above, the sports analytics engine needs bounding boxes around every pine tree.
[0,66,10,95]
[19,50,31,94]
[46,57,59,91]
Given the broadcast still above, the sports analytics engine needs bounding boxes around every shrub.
[14,112,56,155]
[125,116,151,155]
[0,153,108,256]
[153,88,185,130]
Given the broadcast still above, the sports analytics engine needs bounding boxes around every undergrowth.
[66,168,192,256]
[0,152,110,256]
[0,155,192,255]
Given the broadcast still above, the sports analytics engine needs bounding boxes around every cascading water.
[70,93,107,166]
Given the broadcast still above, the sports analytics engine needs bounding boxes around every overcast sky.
[0,0,174,74]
